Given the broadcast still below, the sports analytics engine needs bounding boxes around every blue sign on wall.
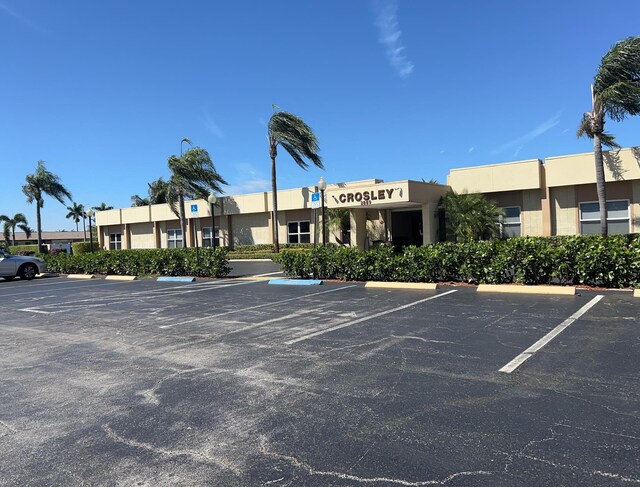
[190,204,198,213]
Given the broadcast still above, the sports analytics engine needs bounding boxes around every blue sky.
[2,0,640,231]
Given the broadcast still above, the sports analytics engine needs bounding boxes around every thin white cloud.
[224,179,271,196]
[202,109,223,139]
[439,149,445,154]
[468,146,475,153]
[0,2,46,32]
[222,163,271,195]
[492,113,562,156]
[373,0,414,79]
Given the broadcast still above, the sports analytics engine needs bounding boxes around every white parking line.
[219,309,316,337]
[285,290,458,345]
[0,279,135,298]
[161,285,358,329]
[499,295,604,374]
[17,280,260,314]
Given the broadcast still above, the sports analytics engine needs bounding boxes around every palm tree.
[2,225,10,246]
[327,208,351,245]
[166,147,227,247]
[148,177,169,204]
[131,177,169,206]
[92,202,114,211]
[65,202,85,232]
[268,109,323,252]
[22,161,72,252]
[131,195,151,207]
[578,36,640,236]
[442,191,503,243]
[0,213,29,246]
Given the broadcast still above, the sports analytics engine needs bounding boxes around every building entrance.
[391,210,422,252]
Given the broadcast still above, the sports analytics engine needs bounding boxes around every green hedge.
[43,247,231,278]
[72,241,95,255]
[273,235,640,288]
[8,244,40,256]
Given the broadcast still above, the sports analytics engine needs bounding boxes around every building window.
[109,233,122,250]
[579,200,630,234]
[500,207,521,237]
[202,226,220,247]
[288,221,310,243]
[167,229,183,248]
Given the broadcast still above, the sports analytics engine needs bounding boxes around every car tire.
[19,264,38,280]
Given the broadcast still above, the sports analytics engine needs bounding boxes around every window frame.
[109,233,122,250]
[578,199,630,235]
[287,220,311,244]
[202,226,220,247]
[500,206,522,237]
[167,228,184,249]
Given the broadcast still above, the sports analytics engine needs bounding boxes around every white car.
[0,249,48,281]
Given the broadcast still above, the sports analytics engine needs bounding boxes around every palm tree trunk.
[11,224,16,247]
[271,155,280,253]
[178,191,187,248]
[36,203,43,252]
[593,134,608,236]
[82,217,86,240]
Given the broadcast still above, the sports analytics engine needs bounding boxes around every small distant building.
[95,147,640,251]
[12,231,86,250]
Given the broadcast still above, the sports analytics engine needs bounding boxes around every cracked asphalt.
[0,274,639,486]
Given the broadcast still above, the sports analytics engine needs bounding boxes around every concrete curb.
[477,284,576,295]
[67,274,96,279]
[634,289,640,298]
[365,282,438,290]
[105,275,138,281]
[157,276,196,282]
[269,279,323,286]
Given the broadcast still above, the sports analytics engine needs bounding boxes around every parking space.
[0,277,638,485]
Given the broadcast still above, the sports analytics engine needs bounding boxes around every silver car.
[0,249,48,281]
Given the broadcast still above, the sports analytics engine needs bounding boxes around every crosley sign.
[331,187,402,206]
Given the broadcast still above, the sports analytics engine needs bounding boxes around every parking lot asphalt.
[0,276,638,486]
[227,259,282,278]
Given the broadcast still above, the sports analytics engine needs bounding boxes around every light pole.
[86,209,94,252]
[208,193,217,249]
[181,137,191,156]
[318,177,327,245]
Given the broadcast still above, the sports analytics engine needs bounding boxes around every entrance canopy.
[326,179,449,210]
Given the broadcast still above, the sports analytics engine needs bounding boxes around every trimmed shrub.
[8,244,40,256]
[274,235,640,288]
[72,241,96,255]
[43,247,231,278]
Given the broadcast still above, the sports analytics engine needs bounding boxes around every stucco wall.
[551,187,577,235]
[233,213,270,245]
[522,189,543,236]
[633,181,640,233]
[130,222,154,249]
[545,148,640,187]
[447,159,541,193]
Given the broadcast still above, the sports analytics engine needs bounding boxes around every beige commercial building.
[95,147,640,251]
